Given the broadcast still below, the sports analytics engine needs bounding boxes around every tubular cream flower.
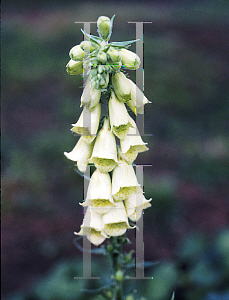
[69,45,85,61]
[111,160,141,201]
[64,136,94,172]
[97,16,112,41]
[81,169,114,215]
[119,48,141,70]
[80,80,101,110]
[119,117,148,164]
[102,201,133,236]
[75,208,108,246]
[89,118,118,172]
[126,78,151,114]
[66,59,83,75]
[71,104,101,144]
[112,72,131,103]
[124,191,152,222]
[109,90,133,140]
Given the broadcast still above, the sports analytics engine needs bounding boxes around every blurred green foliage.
[5,229,229,300]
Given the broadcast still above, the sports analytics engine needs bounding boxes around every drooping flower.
[126,78,151,114]
[80,169,114,215]
[80,79,101,110]
[112,72,131,103]
[102,201,133,236]
[124,191,152,222]
[119,116,148,164]
[64,136,95,172]
[71,103,101,144]
[89,118,118,172]
[109,90,133,140]
[111,160,142,201]
[119,48,140,70]
[75,208,108,246]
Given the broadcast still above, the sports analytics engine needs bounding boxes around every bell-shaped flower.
[66,59,83,75]
[109,90,133,140]
[119,116,148,164]
[112,72,131,103]
[80,169,114,215]
[124,191,152,222]
[75,208,108,246]
[126,78,151,114]
[80,80,101,110]
[71,103,101,144]
[111,160,141,201]
[102,201,133,236]
[119,48,141,70]
[64,136,94,173]
[89,118,118,173]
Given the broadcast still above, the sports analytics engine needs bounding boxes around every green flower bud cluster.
[65,15,152,246]
[66,15,143,93]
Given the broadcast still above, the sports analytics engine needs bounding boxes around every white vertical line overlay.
[74,21,100,279]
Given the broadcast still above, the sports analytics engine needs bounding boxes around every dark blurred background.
[1,1,229,299]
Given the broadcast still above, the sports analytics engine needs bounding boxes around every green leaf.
[81,282,115,294]
[170,291,175,300]
[126,260,159,269]
[109,39,140,48]
[107,14,116,41]
[73,237,107,255]
[80,29,102,45]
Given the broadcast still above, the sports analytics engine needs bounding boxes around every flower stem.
[108,236,126,300]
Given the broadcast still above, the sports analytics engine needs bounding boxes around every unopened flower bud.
[97,51,107,64]
[80,40,97,52]
[119,48,141,70]
[66,59,83,75]
[80,80,101,110]
[90,58,99,68]
[97,16,112,40]
[107,47,121,63]
[125,295,135,300]
[115,270,124,282]
[98,72,109,89]
[69,45,85,61]
[112,72,131,102]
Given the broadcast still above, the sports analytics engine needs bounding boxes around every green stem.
[109,236,124,300]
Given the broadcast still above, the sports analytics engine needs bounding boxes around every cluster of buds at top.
[65,16,152,246]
